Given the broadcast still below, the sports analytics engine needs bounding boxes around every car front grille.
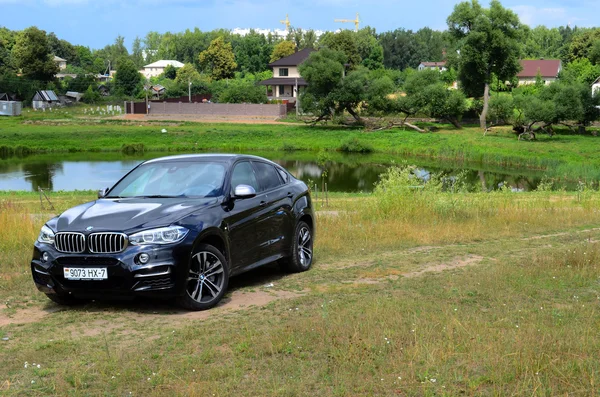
[88,233,128,254]
[55,233,85,253]
[54,232,128,254]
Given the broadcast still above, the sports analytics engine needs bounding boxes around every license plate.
[63,267,107,280]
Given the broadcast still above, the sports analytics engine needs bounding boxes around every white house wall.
[273,66,300,78]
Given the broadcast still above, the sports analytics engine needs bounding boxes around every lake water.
[0,151,566,193]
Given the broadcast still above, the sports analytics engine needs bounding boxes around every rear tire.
[280,221,313,273]
[177,243,229,311]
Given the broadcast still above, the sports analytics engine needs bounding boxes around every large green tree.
[318,30,362,69]
[114,58,143,96]
[447,0,523,129]
[11,26,58,82]
[199,36,237,80]
[233,30,272,74]
[0,27,16,73]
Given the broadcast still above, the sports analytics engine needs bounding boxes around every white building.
[418,61,447,72]
[258,48,314,103]
[141,60,184,78]
[592,77,600,96]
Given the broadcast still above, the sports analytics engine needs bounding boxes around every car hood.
[54,197,219,233]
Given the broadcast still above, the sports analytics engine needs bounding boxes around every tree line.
[1,0,600,133]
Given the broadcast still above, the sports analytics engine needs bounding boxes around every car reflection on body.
[31,154,314,310]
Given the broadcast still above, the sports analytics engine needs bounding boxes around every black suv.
[31,154,314,310]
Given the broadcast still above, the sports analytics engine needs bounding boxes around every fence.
[125,101,287,118]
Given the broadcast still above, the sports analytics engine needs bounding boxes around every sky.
[0,0,597,50]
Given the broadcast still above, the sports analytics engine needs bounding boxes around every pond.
[0,151,568,193]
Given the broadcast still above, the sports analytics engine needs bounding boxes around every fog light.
[41,252,49,262]
[138,253,150,264]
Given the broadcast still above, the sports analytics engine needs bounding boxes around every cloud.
[511,5,580,27]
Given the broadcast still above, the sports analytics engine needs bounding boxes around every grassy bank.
[1,169,600,395]
[2,109,600,180]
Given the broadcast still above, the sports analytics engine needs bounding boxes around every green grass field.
[2,106,600,181]
[1,168,600,395]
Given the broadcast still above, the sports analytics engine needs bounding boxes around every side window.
[276,167,288,184]
[253,162,283,192]
[230,162,259,192]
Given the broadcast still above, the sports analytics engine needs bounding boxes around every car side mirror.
[98,187,109,199]
[233,184,256,199]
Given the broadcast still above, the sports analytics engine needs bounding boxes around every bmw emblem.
[86,226,94,232]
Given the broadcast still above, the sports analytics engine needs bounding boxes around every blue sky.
[0,0,597,50]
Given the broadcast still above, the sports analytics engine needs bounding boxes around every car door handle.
[286,192,293,198]
[260,201,267,207]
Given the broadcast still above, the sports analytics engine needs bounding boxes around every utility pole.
[188,80,192,103]
[295,78,299,116]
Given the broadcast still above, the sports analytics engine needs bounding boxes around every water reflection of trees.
[22,162,63,191]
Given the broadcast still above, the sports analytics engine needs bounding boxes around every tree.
[523,26,563,59]
[396,69,466,129]
[11,26,58,82]
[234,30,271,74]
[318,30,361,69]
[163,64,177,79]
[270,41,296,63]
[0,27,16,74]
[219,81,266,103]
[299,48,360,123]
[199,36,237,80]
[175,63,202,85]
[114,58,143,96]
[559,58,600,85]
[447,0,523,129]
[567,28,600,63]
[131,36,145,69]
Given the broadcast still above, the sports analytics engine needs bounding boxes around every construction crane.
[280,14,291,32]
[334,12,360,32]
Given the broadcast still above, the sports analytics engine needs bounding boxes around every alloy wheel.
[298,226,312,266]
[186,251,225,304]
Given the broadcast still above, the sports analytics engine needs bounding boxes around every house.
[54,56,67,70]
[0,99,22,116]
[65,91,83,102]
[141,60,184,78]
[32,90,60,109]
[258,48,314,103]
[98,85,110,96]
[592,77,600,96]
[517,59,562,85]
[418,61,447,72]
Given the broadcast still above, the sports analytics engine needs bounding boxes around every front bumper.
[31,241,191,300]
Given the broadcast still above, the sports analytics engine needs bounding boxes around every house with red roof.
[517,59,562,86]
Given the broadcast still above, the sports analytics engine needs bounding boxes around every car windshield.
[106,160,226,198]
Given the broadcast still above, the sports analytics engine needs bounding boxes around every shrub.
[338,137,373,153]
[121,143,145,154]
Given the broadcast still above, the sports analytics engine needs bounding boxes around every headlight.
[38,225,55,245]
[129,226,189,245]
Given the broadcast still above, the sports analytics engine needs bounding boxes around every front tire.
[177,243,229,311]
[280,221,313,273]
